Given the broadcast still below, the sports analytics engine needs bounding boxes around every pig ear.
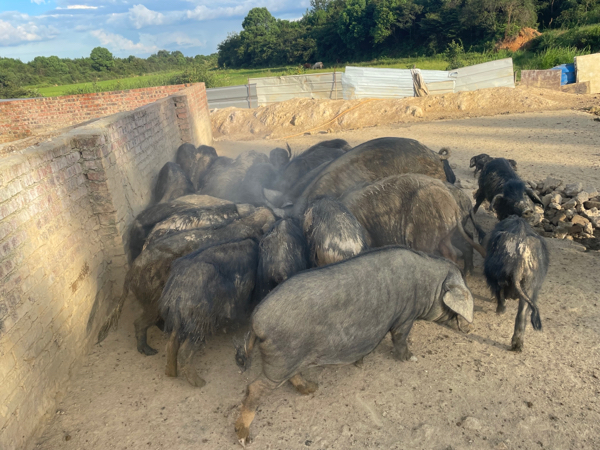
[442,279,474,323]
[525,188,542,205]
[490,194,504,211]
[263,188,283,205]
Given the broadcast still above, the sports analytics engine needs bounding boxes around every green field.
[27,46,589,98]
[30,72,180,97]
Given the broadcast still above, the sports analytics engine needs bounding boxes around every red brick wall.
[0,83,211,450]
[0,84,194,144]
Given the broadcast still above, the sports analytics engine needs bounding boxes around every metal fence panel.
[342,66,451,99]
[207,84,257,109]
[450,58,515,91]
[249,72,343,106]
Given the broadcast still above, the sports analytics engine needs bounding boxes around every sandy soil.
[210,86,599,142]
[29,110,600,450]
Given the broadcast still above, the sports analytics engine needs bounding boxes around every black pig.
[128,195,232,261]
[161,239,259,387]
[175,144,219,190]
[303,196,370,266]
[472,158,541,223]
[153,162,194,204]
[269,147,291,170]
[254,218,309,302]
[340,174,486,263]
[117,208,275,356]
[291,137,451,217]
[483,215,549,351]
[233,246,474,445]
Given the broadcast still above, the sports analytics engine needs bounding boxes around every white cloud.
[56,5,100,10]
[186,5,247,21]
[31,0,46,4]
[90,29,158,53]
[0,19,58,46]
[128,4,166,29]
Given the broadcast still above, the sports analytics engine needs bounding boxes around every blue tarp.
[550,63,576,85]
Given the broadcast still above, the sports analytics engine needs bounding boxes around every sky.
[0,0,310,61]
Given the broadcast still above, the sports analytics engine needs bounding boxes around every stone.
[563,182,583,197]
[562,198,577,210]
[527,180,537,190]
[541,193,553,208]
[548,202,562,211]
[542,221,554,233]
[584,201,600,210]
[551,211,567,226]
[540,176,562,194]
[406,106,423,117]
[584,222,594,235]
[534,205,544,215]
[586,186,599,199]
[583,207,600,228]
[565,208,576,220]
[461,417,482,430]
[550,193,562,205]
[576,191,590,205]
[572,214,590,227]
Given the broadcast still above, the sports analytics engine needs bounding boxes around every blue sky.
[0,0,310,61]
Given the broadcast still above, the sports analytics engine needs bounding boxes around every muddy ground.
[29,110,600,450]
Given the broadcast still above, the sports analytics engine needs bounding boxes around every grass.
[26,44,595,97]
[30,72,180,97]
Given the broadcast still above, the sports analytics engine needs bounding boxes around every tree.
[90,47,114,71]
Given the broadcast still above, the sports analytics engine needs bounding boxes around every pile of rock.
[526,177,600,240]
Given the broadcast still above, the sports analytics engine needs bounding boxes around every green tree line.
[218,0,600,68]
[0,48,217,98]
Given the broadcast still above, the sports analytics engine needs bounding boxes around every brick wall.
[0,83,212,449]
[0,84,194,145]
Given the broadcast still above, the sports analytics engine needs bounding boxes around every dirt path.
[29,111,600,450]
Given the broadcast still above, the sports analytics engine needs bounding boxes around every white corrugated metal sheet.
[450,58,515,91]
[342,66,451,99]
[207,84,257,109]
[249,72,343,106]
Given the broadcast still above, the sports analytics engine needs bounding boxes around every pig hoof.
[496,304,506,315]
[394,348,413,362]
[235,423,250,447]
[165,366,177,378]
[183,367,206,388]
[354,358,364,369]
[298,381,318,395]
[510,341,524,352]
[138,344,158,356]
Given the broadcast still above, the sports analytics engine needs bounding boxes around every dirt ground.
[210,86,600,142]
[29,110,600,450]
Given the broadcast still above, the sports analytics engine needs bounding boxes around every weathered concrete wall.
[520,70,562,90]
[0,84,193,145]
[575,52,600,94]
[0,83,212,449]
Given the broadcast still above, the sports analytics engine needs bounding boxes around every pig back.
[252,247,450,382]
[297,137,447,207]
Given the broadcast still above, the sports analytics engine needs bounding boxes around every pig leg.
[289,374,318,395]
[165,331,180,378]
[354,357,365,368]
[235,374,278,446]
[391,320,415,361]
[439,236,459,265]
[134,308,159,355]
[496,288,507,315]
[511,297,530,352]
[179,338,206,388]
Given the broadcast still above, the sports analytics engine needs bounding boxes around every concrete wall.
[0,84,193,145]
[0,83,212,449]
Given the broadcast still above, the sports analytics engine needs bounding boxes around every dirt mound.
[496,27,542,51]
[211,86,596,141]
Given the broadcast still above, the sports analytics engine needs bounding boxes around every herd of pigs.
[108,137,549,446]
